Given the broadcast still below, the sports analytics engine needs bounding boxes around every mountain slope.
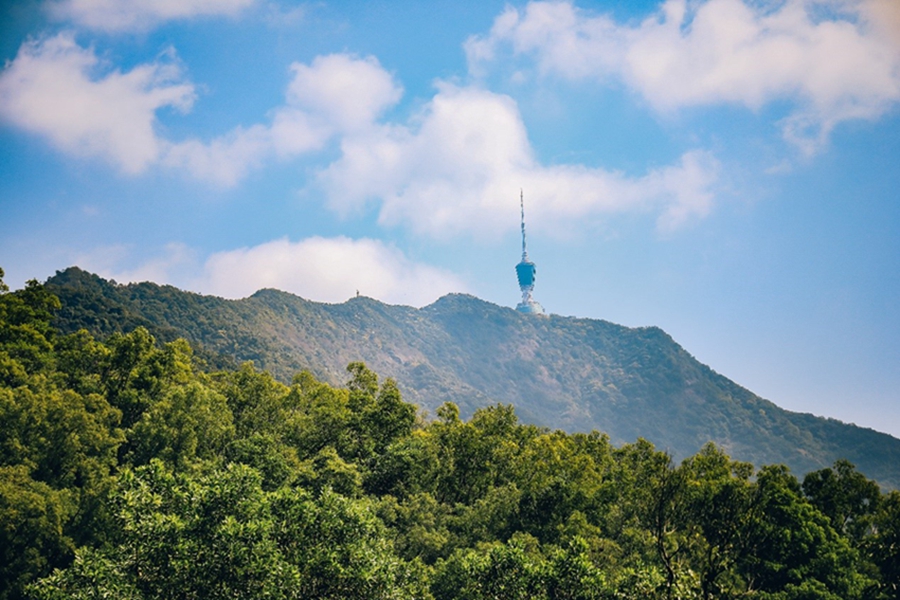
[46,267,900,488]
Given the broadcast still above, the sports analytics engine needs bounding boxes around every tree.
[866,491,900,598]
[432,536,547,600]
[0,385,122,490]
[546,537,608,600]
[31,461,296,600]
[214,362,288,439]
[680,443,754,600]
[30,460,427,600]
[0,278,60,379]
[53,330,110,397]
[802,460,881,542]
[0,466,75,600]
[27,547,141,600]
[740,465,870,599]
[126,382,235,469]
[285,370,353,460]
[365,378,416,454]
[98,331,194,430]
[273,485,424,599]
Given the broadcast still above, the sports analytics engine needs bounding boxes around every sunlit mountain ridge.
[46,266,900,488]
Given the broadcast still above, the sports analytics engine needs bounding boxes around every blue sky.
[2,0,899,438]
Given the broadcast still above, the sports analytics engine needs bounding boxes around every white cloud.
[80,237,467,306]
[50,0,257,32]
[164,53,402,185]
[162,124,277,187]
[0,37,400,185]
[319,83,719,237]
[286,54,403,133]
[196,237,466,305]
[262,2,308,28]
[467,0,900,153]
[161,111,332,186]
[0,33,194,173]
[75,242,199,285]
[161,53,401,185]
[863,0,900,42]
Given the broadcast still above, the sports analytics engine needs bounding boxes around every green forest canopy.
[1,268,899,600]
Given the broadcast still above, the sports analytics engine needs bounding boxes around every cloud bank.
[164,53,403,185]
[0,41,400,184]
[320,83,719,236]
[467,0,900,153]
[0,33,716,234]
[198,237,464,305]
[78,237,466,306]
[0,33,194,173]
[49,0,257,32]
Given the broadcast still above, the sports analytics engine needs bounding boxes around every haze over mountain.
[46,266,900,489]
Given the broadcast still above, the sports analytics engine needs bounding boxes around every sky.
[1,0,899,438]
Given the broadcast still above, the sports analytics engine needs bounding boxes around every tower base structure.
[516,290,545,314]
[516,299,545,314]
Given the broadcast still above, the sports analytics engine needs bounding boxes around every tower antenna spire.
[520,188,527,260]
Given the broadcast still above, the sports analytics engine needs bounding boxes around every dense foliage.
[3,268,899,599]
[45,267,900,489]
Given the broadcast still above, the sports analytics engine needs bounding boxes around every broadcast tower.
[515,190,545,314]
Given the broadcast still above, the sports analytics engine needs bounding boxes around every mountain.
[45,266,900,488]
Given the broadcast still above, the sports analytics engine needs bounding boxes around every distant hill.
[46,266,900,488]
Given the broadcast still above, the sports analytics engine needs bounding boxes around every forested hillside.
[44,267,900,489]
[3,268,900,599]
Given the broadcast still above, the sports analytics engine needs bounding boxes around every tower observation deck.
[515,190,545,314]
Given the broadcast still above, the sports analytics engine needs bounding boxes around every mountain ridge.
[44,266,900,488]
